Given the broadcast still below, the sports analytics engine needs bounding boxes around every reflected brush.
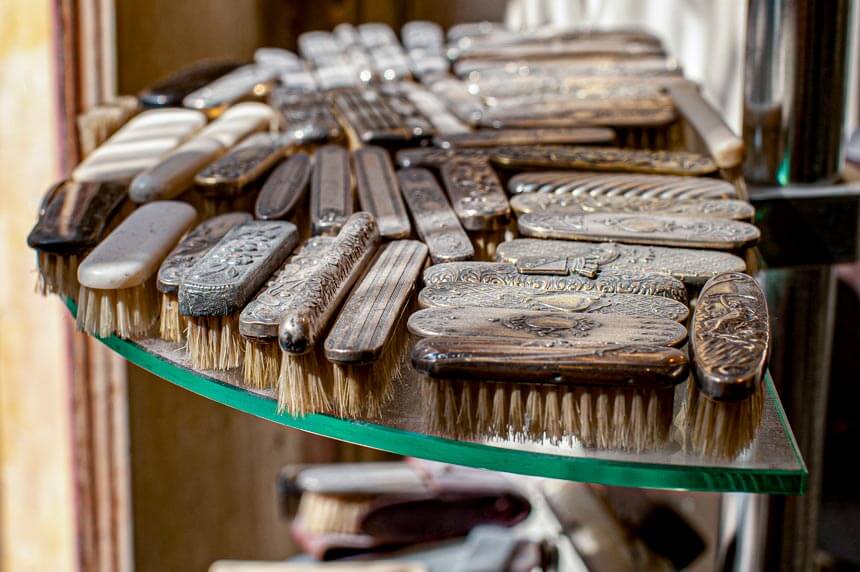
[239,236,334,389]
[684,272,770,458]
[76,201,196,339]
[156,212,251,342]
[179,221,297,370]
[324,240,428,418]
[28,180,128,299]
[277,213,379,415]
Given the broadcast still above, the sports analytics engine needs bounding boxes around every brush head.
[683,377,764,458]
[76,279,160,339]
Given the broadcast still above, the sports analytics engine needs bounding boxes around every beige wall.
[0,1,77,571]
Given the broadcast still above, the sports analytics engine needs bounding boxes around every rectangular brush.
[332,88,410,144]
[277,212,380,415]
[407,307,687,347]
[412,336,687,449]
[417,282,689,322]
[396,167,474,263]
[438,157,511,260]
[422,261,689,304]
[517,212,760,250]
[239,236,335,389]
[129,102,276,203]
[506,171,738,199]
[28,180,128,298]
[310,144,354,236]
[510,192,754,221]
[156,212,251,342]
[324,240,428,418]
[433,127,616,149]
[179,221,298,370]
[353,146,411,239]
[685,272,770,458]
[194,132,292,214]
[76,201,197,338]
[495,238,746,287]
[73,108,206,184]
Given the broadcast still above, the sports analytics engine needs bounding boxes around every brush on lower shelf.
[156,212,251,342]
[422,261,689,305]
[684,272,770,458]
[28,180,128,299]
[412,336,688,449]
[324,240,428,418]
[276,212,380,415]
[179,220,298,370]
[239,236,335,389]
[76,201,197,339]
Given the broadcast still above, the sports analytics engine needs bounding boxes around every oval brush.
[324,240,428,418]
[254,151,312,237]
[412,336,688,450]
[156,212,251,342]
[179,220,298,370]
[685,272,770,459]
[276,212,380,416]
[239,236,335,389]
[28,180,128,299]
[422,261,689,305]
[76,201,197,339]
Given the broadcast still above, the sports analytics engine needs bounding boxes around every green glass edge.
[65,299,807,495]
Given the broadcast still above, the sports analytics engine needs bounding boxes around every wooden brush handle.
[668,81,744,169]
[411,336,688,387]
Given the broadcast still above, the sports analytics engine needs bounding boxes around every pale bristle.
[278,345,332,416]
[420,377,676,451]
[242,339,281,389]
[186,315,243,370]
[36,251,80,299]
[330,314,412,419]
[76,278,159,339]
[683,378,764,459]
[158,293,185,342]
[296,492,374,535]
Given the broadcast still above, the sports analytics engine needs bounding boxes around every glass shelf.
[65,300,806,495]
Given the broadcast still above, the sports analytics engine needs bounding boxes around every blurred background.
[1,1,858,571]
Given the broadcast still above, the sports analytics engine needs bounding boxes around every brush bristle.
[243,339,281,389]
[682,377,764,459]
[186,314,243,370]
[420,377,675,452]
[278,345,332,416]
[296,492,374,535]
[76,278,159,339]
[330,324,412,419]
[36,251,80,299]
[158,293,185,342]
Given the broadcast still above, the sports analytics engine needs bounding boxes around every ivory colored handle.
[668,81,744,169]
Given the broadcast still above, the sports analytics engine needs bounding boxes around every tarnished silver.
[157,212,252,294]
[507,171,737,199]
[353,146,411,239]
[518,213,760,250]
[311,144,353,236]
[239,236,335,339]
[510,192,754,221]
[422,261,689,304]
[495,239,746,286]
[438,158,511,231]
[255,152,311,220]
[418,282,690,322]
[397,168,474,263]
[179,221,298,317]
